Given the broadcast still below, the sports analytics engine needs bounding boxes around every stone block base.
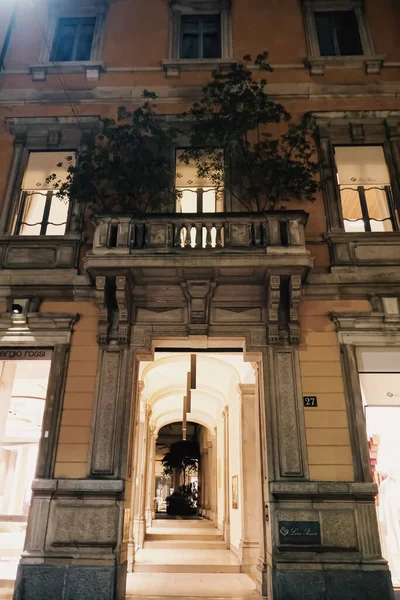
[13,562,127,600]
[273,568,394,600]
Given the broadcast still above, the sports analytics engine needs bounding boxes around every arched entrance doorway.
[126,351,264,597]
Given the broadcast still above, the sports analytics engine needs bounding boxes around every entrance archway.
[126,351,263,595]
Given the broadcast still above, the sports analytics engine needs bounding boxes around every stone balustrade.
[91,211,309,254]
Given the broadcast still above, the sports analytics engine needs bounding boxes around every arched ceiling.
[139,352,254,432]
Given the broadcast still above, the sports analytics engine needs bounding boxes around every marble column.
[208,434,217,522]
[238,383,262,575]
[145,427,157,528]
[222,407,230,548]
[201,447,209,517]
[128,382,144,571]
[136,404,152,548]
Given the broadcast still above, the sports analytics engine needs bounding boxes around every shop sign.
[0,348,52,360]
[278,521,321,545]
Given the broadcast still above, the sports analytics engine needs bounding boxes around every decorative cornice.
[331,310,400,344]
[0,312,79,345]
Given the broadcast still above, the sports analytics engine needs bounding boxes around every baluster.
[195,222,202,248]
[185,223,192,247]
[130,221,135,249]
[174,223,182,247]
[142,223,148,248]
[249,223,255,246]
[215,223,223,247]
[205,223,213,248]
[254,222,262,247]
[260,221,267,247]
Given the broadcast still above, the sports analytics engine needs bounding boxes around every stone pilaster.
[238,383,262,575]
[207,437,217,522]
[221,407,230,548]
[135,404,152,549]
[128,382,145,571]
[145,427,157,527]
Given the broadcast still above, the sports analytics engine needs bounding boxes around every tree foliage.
[47,91,178,216]
[49,55,320,216]
[180,52,320,211]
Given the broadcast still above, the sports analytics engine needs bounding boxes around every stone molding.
[270,481,377,499]
[31,478,124,495]
[0,311,78,344]
[302,0,378,75]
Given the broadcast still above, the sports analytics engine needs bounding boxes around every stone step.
[146,527,223,542]
[146,532,224,542]
[151,519,214,529]
[144,539,227,550]
[126,572,258,598]
[133,549,241,574]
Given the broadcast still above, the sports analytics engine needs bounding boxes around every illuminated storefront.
[358,348,400,585]
[0,355,51,565]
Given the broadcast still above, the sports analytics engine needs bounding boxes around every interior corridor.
[125,350,262,598]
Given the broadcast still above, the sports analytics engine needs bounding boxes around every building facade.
[0,0,399,599]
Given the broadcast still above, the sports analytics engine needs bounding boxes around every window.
[50,17,96,62]
[175,150,220,213]
[334,146,397,232]
[175,150,223,247]
[180,15,221,59]
[315,11,363,56]
[13,152,73,236]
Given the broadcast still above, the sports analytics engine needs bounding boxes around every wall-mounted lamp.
[11,303,23,315]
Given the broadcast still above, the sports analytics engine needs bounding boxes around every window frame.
[175,147,225,214]
[2,117,100,237]
[303,0,383,74]
[30,0,108,81]
[179,14,222,60]
[168,0,232,63]
[311,112,400,233]
[50,16,97,63]
[314,10,364,57]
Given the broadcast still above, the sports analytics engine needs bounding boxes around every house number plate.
[303,396,318,407]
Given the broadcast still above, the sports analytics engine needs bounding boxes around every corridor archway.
[126,350,264,591]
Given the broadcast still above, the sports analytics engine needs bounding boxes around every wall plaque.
[303,396,318,407]
[278,521,321,545]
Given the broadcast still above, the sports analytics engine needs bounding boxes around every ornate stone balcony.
[85,211,312,282]
[0,234,81,270]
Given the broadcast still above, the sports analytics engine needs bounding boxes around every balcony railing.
[91,211,309,254]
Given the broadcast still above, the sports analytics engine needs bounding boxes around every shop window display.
[0,359,51,572]
[359,354,400,585]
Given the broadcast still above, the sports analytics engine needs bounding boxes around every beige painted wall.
[299,300,371,482]
[40,301,99,479]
